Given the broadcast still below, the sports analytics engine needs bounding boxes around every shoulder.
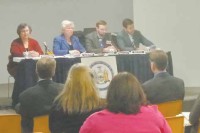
[71,35,79,41]
[54,34,64,41]
[117,30,126,36]
[51,81,64,89]
[19,85,38,99]
[172,76,184,83]
[142,78,154,86]
[141,105,158,112]
[134,30,141,34]
[11,38,21,45]
[86,31,96,38]
[86,109,109,120]
[140,105,163,118]
[133,30,142,35]
[29,38,39,44]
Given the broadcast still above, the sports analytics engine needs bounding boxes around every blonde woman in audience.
[80,72,171,133]
[49,63,104,133]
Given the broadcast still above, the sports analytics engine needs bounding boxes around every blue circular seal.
[90,61,114,90]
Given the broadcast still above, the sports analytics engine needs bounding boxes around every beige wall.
[134,0,200,87]
[0,0,133,83]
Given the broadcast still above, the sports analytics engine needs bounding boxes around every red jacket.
[10,38,43,57]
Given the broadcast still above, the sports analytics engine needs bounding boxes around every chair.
[111,32,121,51]
[83,27,96,35]
[0,114,21,133]
[33,115,50,133]
[166,115,184,133]
[157,100,183,117]
[199,126,200,133]
[74,30,86,48]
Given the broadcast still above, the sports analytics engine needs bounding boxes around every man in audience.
[85,20,117,53]
[15,57,63,133]
[117,18,155,51]
[189,92,200,133]
[142,50,185,104]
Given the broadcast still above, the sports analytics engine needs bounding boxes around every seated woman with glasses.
[8,23,43,78]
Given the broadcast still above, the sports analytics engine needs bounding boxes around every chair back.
[74,30,85,47]
[83,28,96,35]
[0,114,21,133]
[166,115,184,133]
[33,115,50,133]
[111,33,121,51]
[157,100,183,117]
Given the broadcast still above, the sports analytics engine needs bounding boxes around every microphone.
[43,42,54,55]
[43,42,48,54]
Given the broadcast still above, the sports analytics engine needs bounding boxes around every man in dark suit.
[117,18,155,51]
[16,57,63,133]
[85,20,117,53]
[142,50,185,104]
[189,94,200,133]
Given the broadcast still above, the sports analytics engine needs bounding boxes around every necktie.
[99,38,103,48]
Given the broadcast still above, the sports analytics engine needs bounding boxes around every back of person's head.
[107,72,147,114]
[17,23,32,36]
[149,50,168,71]
[56,63,100,114]
[122,18,133,28]
[96,20,107,28]
[36,57,56,79]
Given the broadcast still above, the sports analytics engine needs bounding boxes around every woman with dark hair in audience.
[49,63,104,133]
[80,72,171,133]
[7,23,43,77]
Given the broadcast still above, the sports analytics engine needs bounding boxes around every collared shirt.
[97,33,104,48]
[38,78,52,82]
[128,34,134,44]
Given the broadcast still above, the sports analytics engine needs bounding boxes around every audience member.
[7,23,43,78]
[53,20,86,56]
[142,50,185,104]
[49,63,104,133]
[15,57,63,133]
[85,20,117,53]
[117,18,155,51]
[189,94,200,133]
[80,72,171,133]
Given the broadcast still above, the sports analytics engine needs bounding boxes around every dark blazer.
[49,102,102,133]
[142,72,185,104]
[117,30,154,51]
[17,80,64,132]
[85,31,112,53]
[189,94,200,133]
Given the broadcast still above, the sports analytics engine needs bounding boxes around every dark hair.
[17,23,32,36]
[106,72,147,114]
[122,18,133,28]
[96,20,107,28]
[149,50,168,71]
[36,57,56,79]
